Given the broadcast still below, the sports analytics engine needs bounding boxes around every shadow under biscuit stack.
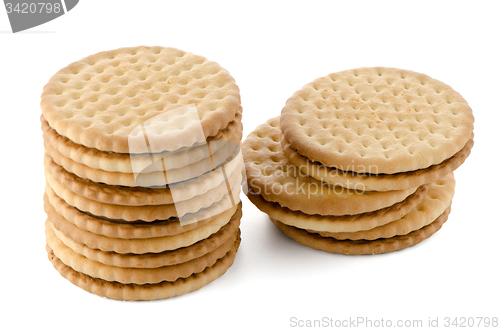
[244,67,474,254]
[41,46,244,300]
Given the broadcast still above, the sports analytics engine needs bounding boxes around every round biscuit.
[40,111,242,173]
[44,197,242,254]
[243,116,418,216]
[44,137,242,187]
[44,191,240,240]
[271,207,450,255]
[46,235,240,300]
[41,46,241,153]
[45,174,242,222]
[280,67,474,174]
[46,221,239,284]
[312,173,455,239]
[247,184,429,233]
[49,218,240,268]
[44,153,242,206]
[282,135,472,191]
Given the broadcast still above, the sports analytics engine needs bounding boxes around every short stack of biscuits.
[41,46,244,300]
[244,67,473,254]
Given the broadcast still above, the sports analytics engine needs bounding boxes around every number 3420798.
[5,2,62,14]
[444,317,498,328]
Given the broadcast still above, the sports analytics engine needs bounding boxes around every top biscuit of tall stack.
[280,67,474,174]
[41,46,241,154]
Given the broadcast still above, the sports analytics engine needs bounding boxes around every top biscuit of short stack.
[280,67,474,174]
[41,46,241,154]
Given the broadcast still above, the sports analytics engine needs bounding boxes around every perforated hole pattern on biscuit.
[41,46,241,153]
[280,67,474,174]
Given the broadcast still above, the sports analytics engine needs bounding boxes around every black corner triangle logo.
[4,0,79,33]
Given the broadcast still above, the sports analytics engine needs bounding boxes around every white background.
[1,1,499,330]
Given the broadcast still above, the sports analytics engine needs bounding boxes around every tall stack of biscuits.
[244,67,473,254]
[41,46,244,300]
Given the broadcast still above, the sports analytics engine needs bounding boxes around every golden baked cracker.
[313,173,454,239]
[271,207,450,255]
[44,154,242,206]
[41,112,242,173]
[46,235,240,300]
[46,221,238,284]
[247,185,428,233]
[282,135,473,191]
[46,200,241,254]
[43,192,236,239]
[41,46,241,154]
[50,218,240,268]
[45,175,241,221]
[46,202,240,254]
[45,195,242,253]
[243,116,417,215]
[44,136,242,187]
[280,67,474,174]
